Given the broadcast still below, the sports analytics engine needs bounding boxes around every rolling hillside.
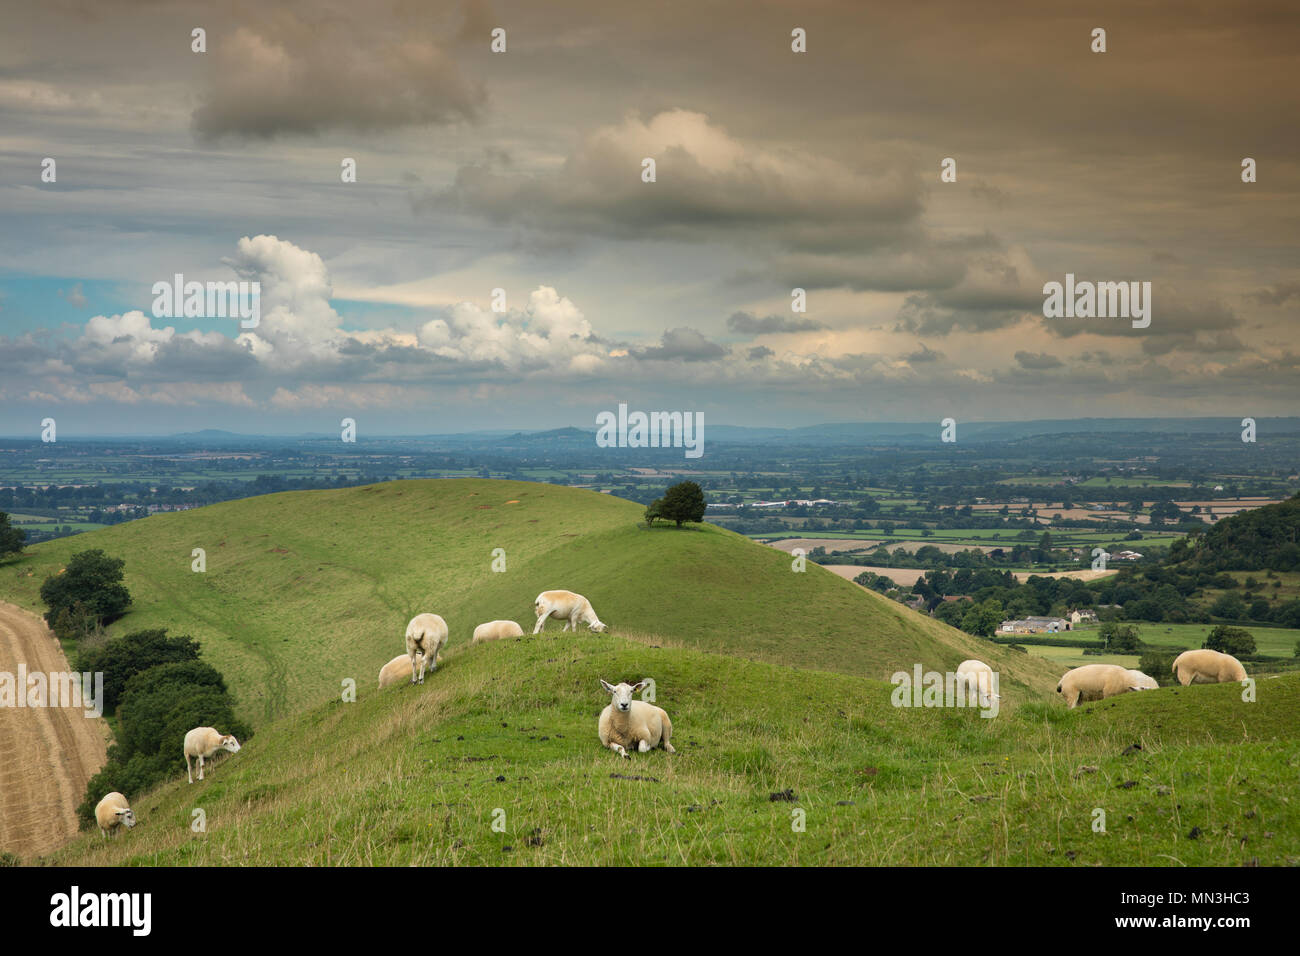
[0,479,1059,725]
[44,632,1300,866]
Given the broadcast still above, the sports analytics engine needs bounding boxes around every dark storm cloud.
[726,311,826,334]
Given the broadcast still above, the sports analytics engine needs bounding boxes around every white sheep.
[598,679,675,759]
[533,590,608,634]
[184,726,242,783]
[405,612,449,684]
[378,652,439,689]
[1056,664,1148,709]
[472,619,524,643]
[955,659,1001,708]
[1125,669,1160,690]
[1172,649,1247,685]
[94,792,137,838]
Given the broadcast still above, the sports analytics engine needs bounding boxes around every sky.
[1,0,1298,436]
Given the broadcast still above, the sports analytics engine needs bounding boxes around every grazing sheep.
[1055,664,1148,709]
[94,792,137,839]
[598,679,675,759]
[472,619,524,643]
[1172,649,1247,686]
[533,590,608,634]
[184,726,242,783]
[405,613,449,684]
[1126,669,1160,690]
[955,659,1001,708]
[378,653,436,689]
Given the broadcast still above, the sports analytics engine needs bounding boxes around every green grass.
[9,478,1297,867]
[42,633,1300,866]
[1073,623,1300,659]
[0,479,1057,726]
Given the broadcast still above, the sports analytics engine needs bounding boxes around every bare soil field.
[0,602,108,858]
[824,565,1119,588]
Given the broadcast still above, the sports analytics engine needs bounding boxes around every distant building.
[1069,609,1098,625]
[1113,550,1143,561]
[999,616,1070,634]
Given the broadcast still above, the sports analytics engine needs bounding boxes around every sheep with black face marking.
[472,619,524,643]
[184,726,241,783]
[1172,649,1247,685]
[598,679,675,759]
[95,792,137,838]
[1055,664,1147,709]
[405,613,449,684]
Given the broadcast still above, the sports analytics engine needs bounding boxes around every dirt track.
[0,602,108,858]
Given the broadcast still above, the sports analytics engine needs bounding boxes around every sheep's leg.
[198,755,205,781]
[637,739,651,753]
[609,742,629,759]
[533,614,546,635]
[186,754,193,784]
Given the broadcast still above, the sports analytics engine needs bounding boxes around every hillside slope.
[43,633,1300,867]
[0,480,1058,724]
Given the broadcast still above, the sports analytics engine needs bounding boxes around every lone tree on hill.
[646,480,706,527]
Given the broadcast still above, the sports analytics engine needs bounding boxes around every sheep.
[94,792,137,838]
[377,652,441,689]
[405,613,449,684]
[1055,664,1148,708]
[955,659,1001,708]
[1126,669,1160,690]
[472,619,525,643]
[533,590,608,634]
[1172,649,1247,686]
[184,726,242,783]
[598,679,675,759]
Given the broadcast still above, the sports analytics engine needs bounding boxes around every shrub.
[77,628,201,714]
[39,549,131,630]
[1204,624,1256,657]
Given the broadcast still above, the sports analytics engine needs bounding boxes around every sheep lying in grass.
[405,613,449,684]
[378,652,438,689]
[1126,669,1160,690]
[184,727,242,783]
[1056,664,1148,709]
[1172,649,1247,685]
[598,679,675,759]
[955,659,1001,708]
[95,792,137,838]
[472,619,524,643]
[534,590,607,634]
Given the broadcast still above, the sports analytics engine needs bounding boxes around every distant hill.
[0,479,1057,725]
[1178,492,1300,571]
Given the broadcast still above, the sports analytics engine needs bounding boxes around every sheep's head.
[117,808,137,829]
[589,620,609,634]
[600,679,646,712]
[220,735,242,754]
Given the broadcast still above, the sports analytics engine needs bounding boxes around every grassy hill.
[43,632,1300,866]
[0,479,1058,725]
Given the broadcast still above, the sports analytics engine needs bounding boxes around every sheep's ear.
[630,680,647,693]
[599,679,615,694]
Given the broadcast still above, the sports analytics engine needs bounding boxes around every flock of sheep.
[1055,648,1248,708]
[91,587,1251,838]
[374,590,670,759]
